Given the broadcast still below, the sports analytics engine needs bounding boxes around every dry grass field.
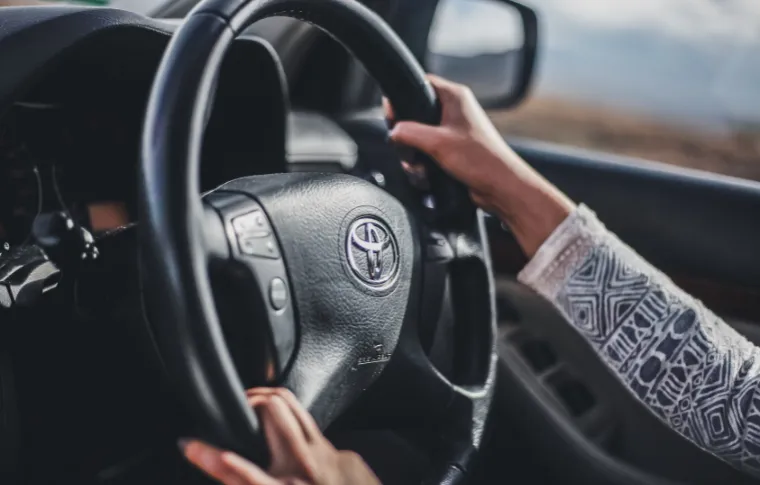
[489,97,760,182]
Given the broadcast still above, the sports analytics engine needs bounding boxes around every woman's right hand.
[385,74,575,257]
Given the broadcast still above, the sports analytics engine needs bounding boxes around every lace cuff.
[517,204,607,300]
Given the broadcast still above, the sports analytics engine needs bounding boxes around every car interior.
[0,0,759,484]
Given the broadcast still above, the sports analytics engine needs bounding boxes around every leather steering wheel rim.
[140,0,497,480]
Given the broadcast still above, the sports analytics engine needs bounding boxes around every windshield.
[2,0,757,180]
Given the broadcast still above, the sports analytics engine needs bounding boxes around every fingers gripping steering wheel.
[139,0,497,483]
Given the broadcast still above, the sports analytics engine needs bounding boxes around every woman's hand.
[385,74,576,257]
[180,388,381,485]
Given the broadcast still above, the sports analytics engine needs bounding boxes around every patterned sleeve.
[517,204,760,476]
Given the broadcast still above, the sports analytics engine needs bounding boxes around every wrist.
[491,173,576,258]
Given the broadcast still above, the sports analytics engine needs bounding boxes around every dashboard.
[0,7,289,254]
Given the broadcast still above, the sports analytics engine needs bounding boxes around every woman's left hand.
[180,388,381,485]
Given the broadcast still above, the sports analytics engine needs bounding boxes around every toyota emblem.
[346,217,399,290]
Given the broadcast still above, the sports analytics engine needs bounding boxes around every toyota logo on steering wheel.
[346,217,399,290]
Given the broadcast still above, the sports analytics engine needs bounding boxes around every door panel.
[488,139,760,484]
[504,138,760,320]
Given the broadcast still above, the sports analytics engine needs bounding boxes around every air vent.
[519,339,557,373]
[547,371,596,418]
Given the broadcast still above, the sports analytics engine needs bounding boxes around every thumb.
[390,121,446,157]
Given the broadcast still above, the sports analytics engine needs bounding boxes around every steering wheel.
[139,0,497,482]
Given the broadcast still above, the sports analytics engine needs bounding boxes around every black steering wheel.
[139,0,497,483]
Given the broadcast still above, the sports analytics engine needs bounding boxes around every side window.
[488,1,760,181]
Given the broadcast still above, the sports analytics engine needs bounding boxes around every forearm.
[517,204,760,476]
[485,158,575,259]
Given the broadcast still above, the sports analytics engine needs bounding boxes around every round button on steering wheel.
[139,1,497,483]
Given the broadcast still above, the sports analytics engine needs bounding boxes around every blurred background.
[429,0,760,181]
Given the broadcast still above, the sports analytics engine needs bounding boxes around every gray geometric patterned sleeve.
[518,204,760,477]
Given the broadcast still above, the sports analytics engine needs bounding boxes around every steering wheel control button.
[232,211,271,239]
[268,278,288,311]
[367,170,386,188]
[232,211,280,259]
[346,216,399,291]
[240,235,280,259]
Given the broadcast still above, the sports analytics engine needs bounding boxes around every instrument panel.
[0,11,287,262]
[0,102,131,252]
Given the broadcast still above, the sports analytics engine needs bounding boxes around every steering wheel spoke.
[202,191,297,384]
[348,209,495,473]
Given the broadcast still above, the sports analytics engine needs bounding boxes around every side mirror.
[425,0,538,109]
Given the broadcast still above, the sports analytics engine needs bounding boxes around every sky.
[530,0,760,130]
[431,0,760,131]
[536,0,760,46]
